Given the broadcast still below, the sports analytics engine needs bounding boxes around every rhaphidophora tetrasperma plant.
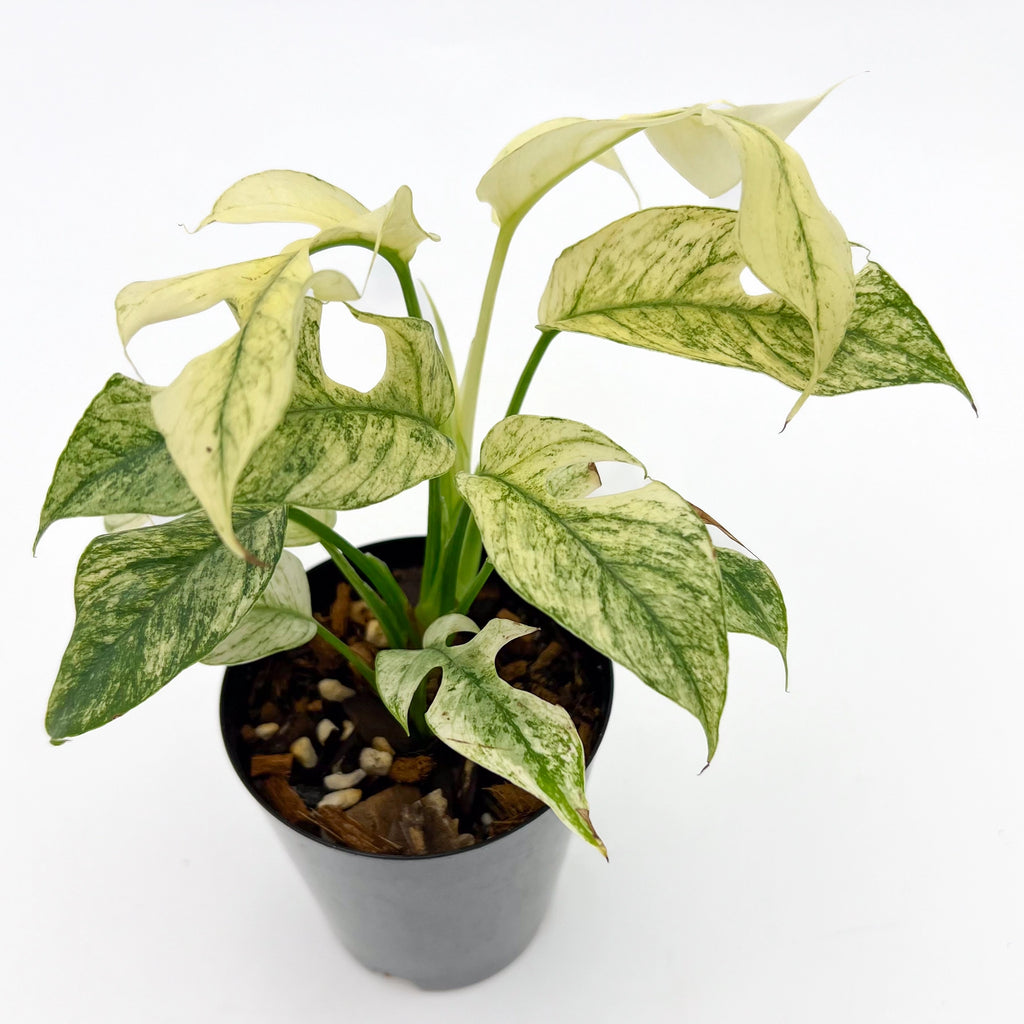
[39,91,972,854]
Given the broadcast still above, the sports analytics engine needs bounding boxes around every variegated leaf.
[36,302,457,541]
[376,616,603,853]
[36,374,194,550]
[717,548,788,681]
[457,415,728,760]
[198,171,438,263]
[202,550,316,665]
[538,206,972,406]
[283,507,337,547]
[103,513,154,533]
[151,249,312,559]
[46,506,287,740]
[116,254,292,346]
[708,111,856,421]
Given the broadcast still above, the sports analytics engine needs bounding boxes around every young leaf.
[457,415,728,761]
[116,254,293,347]
[645,91,833,198]
[538,207,972,407]
[202,550,316,665]
[46,506,287,740]
[150,249,312,559]
[376,616,604,854]
[717,548,788,681]
[198,171,439,263]
[709,112,856,421]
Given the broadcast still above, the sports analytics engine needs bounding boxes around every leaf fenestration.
[457,415,728,760]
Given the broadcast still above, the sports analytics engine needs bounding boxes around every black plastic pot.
[220,537,613,990]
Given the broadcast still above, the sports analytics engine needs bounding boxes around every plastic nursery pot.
[220,536,613,990]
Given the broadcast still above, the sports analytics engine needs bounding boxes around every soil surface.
[232,565,608,856]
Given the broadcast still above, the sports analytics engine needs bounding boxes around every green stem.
[455,223,516,467]
[457,559,494,614]
[306,238,422,318]
[505,329,559,417]
[314,622,377,688]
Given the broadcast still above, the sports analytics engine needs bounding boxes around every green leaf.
[202,550,316,665]
[197,171,439,263]
[538,206,972,407]
[717,548,788,682]
[708,112,856,421]
[283,507,338,547]
[151,249,312,559]
[115,254,293,347]
[376,615,604,854]
[457,415,728,760]
[46,506,287,739]
[36,302,457,543]
[36,374,195,550]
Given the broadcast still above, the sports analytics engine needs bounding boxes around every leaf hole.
[317,300,387,393]
[589,461,648,497]
[739,266,773,297]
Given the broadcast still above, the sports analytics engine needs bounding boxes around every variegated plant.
[39,91,972,855]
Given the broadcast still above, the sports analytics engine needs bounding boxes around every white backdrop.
[4,1,1021,1021]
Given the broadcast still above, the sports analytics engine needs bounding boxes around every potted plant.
[37,89,971,988]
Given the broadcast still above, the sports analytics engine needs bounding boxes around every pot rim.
[220,535,614,862]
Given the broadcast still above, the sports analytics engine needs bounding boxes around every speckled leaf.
[539,206,972,407]
[717,548,788,681]
[115,254,292,347]
[46,506,287,739]
[103,513,153,533]
[202,550,315,665]
[199,171,438,263]
[36,374,194,549]
[377,616,603,853]
[709,112,856,421]
[36,302,456,541]
[457,415,728,760]
[150,249,312,558]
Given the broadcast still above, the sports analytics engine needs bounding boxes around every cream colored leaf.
[202,550,316,665]
[103,513,154,533]
[283,507,337,547]
[308,269,359,302]
[115,254,291,347]
[150,249,313,558]
[710,112,856,420]
[645,90,833,198]
[196,170,371,231]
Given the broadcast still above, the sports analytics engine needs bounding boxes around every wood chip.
[496,608,522,623]
[316,805,400,854]
[388,755,436,783]
[261,776,312,826]
[531,641,563,673]
[329,582,352,636]
[487,783,544,820]
[498,659,529,682]
[250,753,294,777]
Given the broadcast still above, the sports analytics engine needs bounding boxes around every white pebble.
[340,720,355,741]
[316,719,338,744]
[290,736,318,769]
[371,735,395,755]
[318,678,356,703]
[318,788,362,810]
[253,722,279,740]
[480,812,494,827]
[365,618,388,647]
[359,747,394,776]
[324,768,366,791]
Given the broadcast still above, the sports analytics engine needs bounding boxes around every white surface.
[4,2,1021,1021]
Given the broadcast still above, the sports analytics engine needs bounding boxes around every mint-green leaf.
[376,616,604,853]
[283,507,338,547]
[539,206,972,407]
[202,550,316,665]
[717,548,788,682]
[46,506,287,739]
[457,415,728,760]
